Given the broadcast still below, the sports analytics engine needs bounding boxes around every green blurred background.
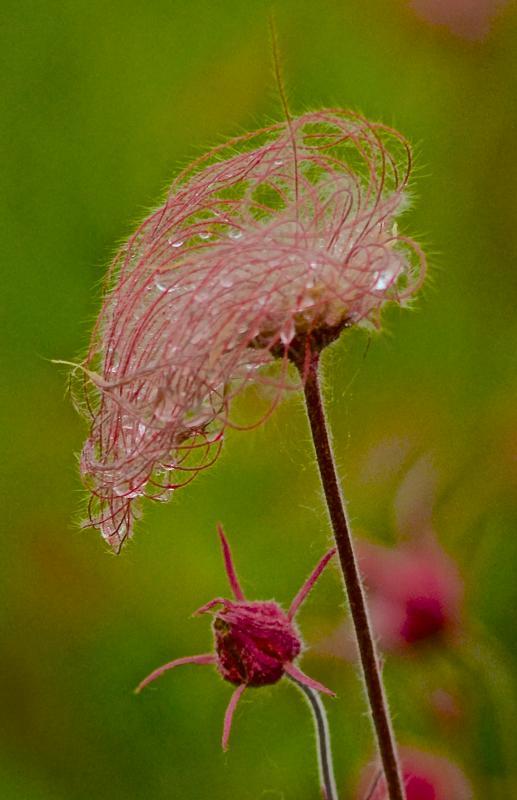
[2,1,517,797]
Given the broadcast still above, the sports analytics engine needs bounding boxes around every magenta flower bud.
[211,600,302,686]
[136,525,336,750]
[356,747,472,800]
[74,109,425,550]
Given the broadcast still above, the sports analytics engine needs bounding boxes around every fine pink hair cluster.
[77,110,425,550]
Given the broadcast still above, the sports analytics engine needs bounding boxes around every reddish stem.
[298,351,405,800]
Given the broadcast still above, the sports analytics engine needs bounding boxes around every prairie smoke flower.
[359,537,463,649]
[136,525,336,750]
[77,109,425,550]
[320,537,462,656]
[356,747,472,800]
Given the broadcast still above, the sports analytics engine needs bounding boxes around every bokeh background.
[2,1,517,798]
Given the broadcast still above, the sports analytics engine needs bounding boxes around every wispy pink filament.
[77,110,425,550]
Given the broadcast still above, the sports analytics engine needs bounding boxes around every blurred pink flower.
[359,537,463,650]
[410,0,508,40]
[77,110,424,550]
[136,525,336,750]
[319,536,462,657]
[428,688,464,727]
[356,747,472,799]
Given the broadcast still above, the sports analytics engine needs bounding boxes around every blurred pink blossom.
[359,537,463,649]
[410,0,508,40]
[356,747,472,799]
[428,688,464,727]
[136,525,336,750]
[76,110,424,550]
[320,536,462,656]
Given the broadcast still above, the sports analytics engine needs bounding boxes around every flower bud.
[213,600,302,686]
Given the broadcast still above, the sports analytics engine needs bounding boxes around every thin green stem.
[290,675,339,800]
[298,351,405,800]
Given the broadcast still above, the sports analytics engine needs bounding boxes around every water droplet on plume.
[155,489,173,503]
[154,275,168,292]
[280,321,295,345]
[374,271,394,291]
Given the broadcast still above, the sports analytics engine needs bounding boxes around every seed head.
[76,110,425,550]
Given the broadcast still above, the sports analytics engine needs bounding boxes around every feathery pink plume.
[77,110,425,550]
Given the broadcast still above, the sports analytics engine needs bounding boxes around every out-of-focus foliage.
[1,1,516,798]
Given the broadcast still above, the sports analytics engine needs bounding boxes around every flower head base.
[77,110,425,550]
[136,525,336,750]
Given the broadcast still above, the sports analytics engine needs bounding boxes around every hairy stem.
[290,675,339,800]
[298,351,405,800]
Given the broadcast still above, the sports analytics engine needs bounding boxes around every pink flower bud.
[136,526,336,750]
[212,600,302,686]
